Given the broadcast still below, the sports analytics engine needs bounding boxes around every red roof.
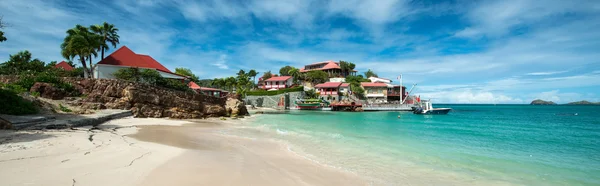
[200,87,222,91]
[188,81,201,89]
[265,76,292,81]
[315,82,342,88]
[361,82,387,87]
[54,61,74,71]
[341,83,350,87]
[97,46,179,75]
[300,61,341,72]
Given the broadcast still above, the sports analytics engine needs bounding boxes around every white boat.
[413,100,451,115]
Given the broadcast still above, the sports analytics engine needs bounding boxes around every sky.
[1,0,599,104]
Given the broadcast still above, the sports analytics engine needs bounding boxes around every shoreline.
[0,114,367,186]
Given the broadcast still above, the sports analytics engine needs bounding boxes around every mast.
[401,83,418,104]
[399,74,402,107]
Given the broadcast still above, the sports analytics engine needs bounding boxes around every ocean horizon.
[224,104,600,185]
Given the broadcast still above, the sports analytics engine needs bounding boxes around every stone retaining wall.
[245,91,303,109]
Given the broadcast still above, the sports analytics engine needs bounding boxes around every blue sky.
[1,0,599,103]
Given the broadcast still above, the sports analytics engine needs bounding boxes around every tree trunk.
[80,57,89,78]
[101,48,105,60]
[88,56,94,79]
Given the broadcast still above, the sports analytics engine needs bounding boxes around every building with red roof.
[314,82,344,101]
[361,82,388,103]
[188,81,228,97]
[93,46,187,80]
[299,60,357,77]
[263,76,293,90]
[54,61,74,71]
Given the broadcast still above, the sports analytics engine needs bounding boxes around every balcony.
[263,84,287,89]
[319,91,339,95]
[387,91,403,96]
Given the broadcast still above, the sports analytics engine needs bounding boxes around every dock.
[362,104,415,111]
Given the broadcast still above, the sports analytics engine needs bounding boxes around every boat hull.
[414,108,451,115]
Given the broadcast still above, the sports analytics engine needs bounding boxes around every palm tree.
[90,22,120,60]
[225,76,237,92]
[237,69,246,77]
[288,67,302,84]
[61,25,102,78]
[248,69,258,82]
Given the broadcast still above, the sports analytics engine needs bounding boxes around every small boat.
[413,100,451,115]
[295,99,329,110]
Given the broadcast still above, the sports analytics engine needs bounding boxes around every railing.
[263,85,287,89]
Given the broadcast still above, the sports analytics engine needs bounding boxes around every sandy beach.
[0,116,365,186]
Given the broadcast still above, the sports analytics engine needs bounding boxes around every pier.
[362,104,415,111]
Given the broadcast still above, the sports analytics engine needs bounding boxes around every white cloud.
[525,71,568,76]
[418,89,524,104]
[456,0,600,38]
[212,54,229,70]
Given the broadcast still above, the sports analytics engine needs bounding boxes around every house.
[188,81,227,97]
[263,76,293,90]
[314,82,343,101]
[54,61,74,71]
[361,82,388,103]
[367,77,407,103]
[93,46,187,80]
[299,60,357,77]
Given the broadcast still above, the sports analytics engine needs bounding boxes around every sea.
[222,105,600,185]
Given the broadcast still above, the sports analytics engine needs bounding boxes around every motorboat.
[413,100,451,115]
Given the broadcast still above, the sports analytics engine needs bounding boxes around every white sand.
[0,117,190,186]
[0,117,366,186]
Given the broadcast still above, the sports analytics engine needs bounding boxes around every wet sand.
[131,121,367,186]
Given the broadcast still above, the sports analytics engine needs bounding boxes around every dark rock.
[0,116,13,129]
[30,82,67,100]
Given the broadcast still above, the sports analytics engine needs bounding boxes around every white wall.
[329,78,345,82]
[94,65,124,79]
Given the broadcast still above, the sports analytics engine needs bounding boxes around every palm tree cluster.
[210,69,258,96]
[60,22,119,78]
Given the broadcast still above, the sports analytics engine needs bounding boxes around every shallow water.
[224,105,600,185]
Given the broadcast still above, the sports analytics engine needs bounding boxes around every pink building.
[263,76,293,90]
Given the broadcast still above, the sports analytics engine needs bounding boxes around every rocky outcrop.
[0,76,245,119]
[530,99,557,105]
[0,116,12,129]
[30,82,67,100]
[63,78,232,119]
[225,95,249,117]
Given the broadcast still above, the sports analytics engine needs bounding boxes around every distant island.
[530,99,557,105]
[531,99,600,105]
[566,100,600,105]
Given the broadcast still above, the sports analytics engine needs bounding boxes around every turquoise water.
[227,105,600,185]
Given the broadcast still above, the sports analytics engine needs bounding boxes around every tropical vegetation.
[174,67,200,83]
[112,67,190,91]
[339,60,356,77]
[90,22,120,60]
[209,69,258,97]
[0,15,6,42]
[61,22,120,78]
[364,69,378,78]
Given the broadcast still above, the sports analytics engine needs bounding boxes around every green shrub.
[246,86,304,96]
[59,104,72,112]
[0,89,37,115]
[31,91,40,97]
[113,67,191,92]
[1,83,27,94]
[15,75,35,90]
